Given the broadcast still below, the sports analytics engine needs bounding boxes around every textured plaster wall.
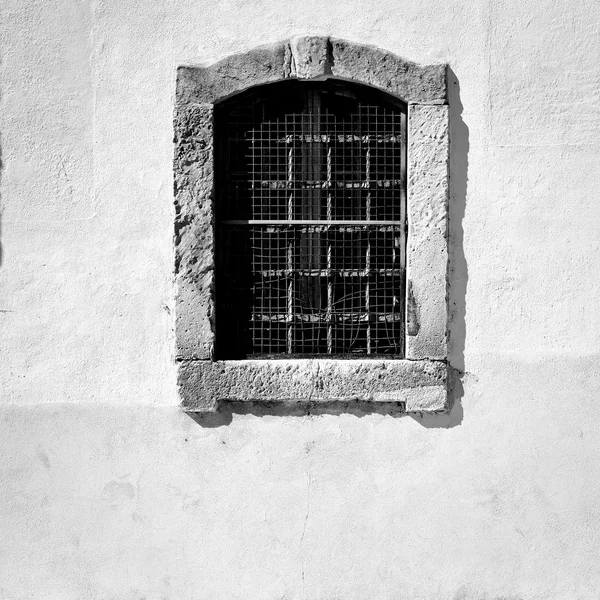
[1,0,600,598]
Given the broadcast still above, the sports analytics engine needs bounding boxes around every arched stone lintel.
[176,36,447,106]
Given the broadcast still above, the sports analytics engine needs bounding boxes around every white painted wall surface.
[1,0,600,598]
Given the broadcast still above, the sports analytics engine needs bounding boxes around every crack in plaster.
[300,454,312,598]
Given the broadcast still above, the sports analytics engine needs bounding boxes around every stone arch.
[176,36,447,106]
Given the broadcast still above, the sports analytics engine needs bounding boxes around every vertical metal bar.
[327,243,332,354]
[249,127,257,353]
[400,110,407,268]
[287,238,293,354]
[310,92,322,315]
[327,145,332,220]
[365,241,371,354]
[326,143,332,353]
[365,145,371,221]
[299,90,323,351]
[250,129,256,215]
[287,121,295,354]
[288,143,293,221]
[365,137,371,354]
[400,109,407,353]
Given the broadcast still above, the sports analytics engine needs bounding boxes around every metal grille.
[216,81,406,358]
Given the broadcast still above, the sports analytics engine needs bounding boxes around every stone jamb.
[174,35,449,413]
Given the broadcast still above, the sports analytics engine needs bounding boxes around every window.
[174,36,449,413]
[215,80,406,359]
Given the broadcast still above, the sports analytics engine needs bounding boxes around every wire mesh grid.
[216,82,406,357]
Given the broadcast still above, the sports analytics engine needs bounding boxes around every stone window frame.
[174,36,449,414]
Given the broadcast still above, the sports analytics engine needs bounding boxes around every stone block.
[290,35,330,79]
[330,38,447,104]
[406,104,449,360]
[176,41,291,105]
[173,103,215,360]
[179,359,447,413]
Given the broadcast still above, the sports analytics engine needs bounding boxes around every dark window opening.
[215,80,406,358]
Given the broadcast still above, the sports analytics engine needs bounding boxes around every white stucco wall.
[1,0,600,598]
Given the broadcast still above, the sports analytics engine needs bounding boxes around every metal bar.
[327,243,332,353]
[287,239,293,353]
[254,268,402,277]
[223,219,403,226]
[248,179,403,189]
[309,90,322,316]
[400,110,407,354]
[288,143,294,221]
[228,134,403,143]
[298,89,323,332]
[365,242,371,354]
[251,313,403,323]
[365,141,371,355]
[286,115,295,353]
[326,142,333,354]
[326,146,332,221]
[400,109,407,278]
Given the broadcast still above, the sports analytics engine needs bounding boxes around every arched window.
[215,80,406,358]
[174,36,449,413]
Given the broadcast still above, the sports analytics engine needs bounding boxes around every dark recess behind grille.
[215,80,407,358]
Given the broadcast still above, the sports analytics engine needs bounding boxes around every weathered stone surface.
[330,38,446,104]
[176,42,291,105]
[176,37,446,104]
[173,103,215,360]
[406,104,449,360]
[289,35,330,79]
[179,359,447,413]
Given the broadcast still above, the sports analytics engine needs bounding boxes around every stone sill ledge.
[178,358,448,414]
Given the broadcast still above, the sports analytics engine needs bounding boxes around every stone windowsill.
[178,358,448,414]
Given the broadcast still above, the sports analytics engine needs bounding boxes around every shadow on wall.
[189,67,469,430]
[188,401,407,428]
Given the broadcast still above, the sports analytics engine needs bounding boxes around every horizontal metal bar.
[249,134,403,144]
[222,220,403,226]
[254,268,403,277]
[245,352,405,359]
[227,134,403,144]
[248,180,403,190]
[251,313,403,323]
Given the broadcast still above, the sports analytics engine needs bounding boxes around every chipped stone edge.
[174,36,450,414]
[178,359,448,414]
